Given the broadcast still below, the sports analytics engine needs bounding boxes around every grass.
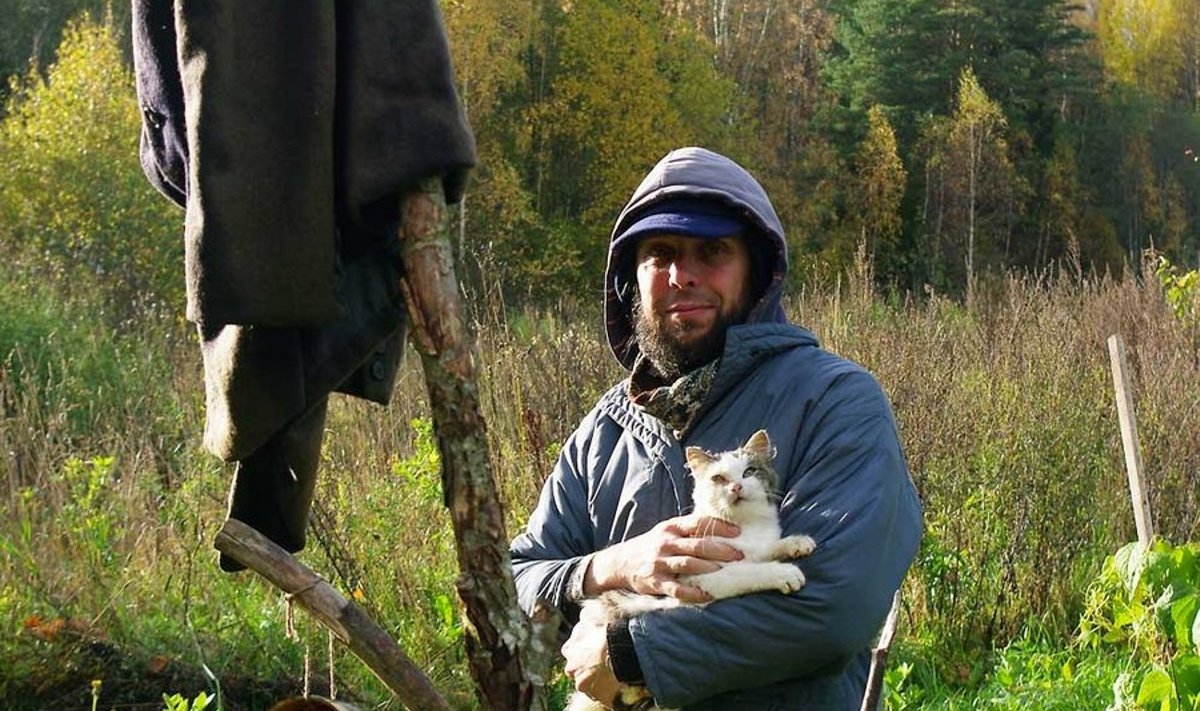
[0,259,1197,709]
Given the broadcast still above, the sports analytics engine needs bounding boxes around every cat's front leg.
[691,561,805,598]
[770,534,816,560]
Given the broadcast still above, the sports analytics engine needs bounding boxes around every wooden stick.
[398,181,555,711]
[214,519,452,711]
[1107,334,1155,545]
[859,591,901,711]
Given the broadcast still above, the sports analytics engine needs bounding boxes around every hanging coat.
[132,0,475,570]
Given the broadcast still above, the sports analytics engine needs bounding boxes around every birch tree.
[850,106,907,276]
[919,68,1019,297]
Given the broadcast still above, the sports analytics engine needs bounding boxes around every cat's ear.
[743,429,775,460]
[685,446,716,472]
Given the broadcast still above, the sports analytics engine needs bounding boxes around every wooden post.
[859,591,901,711]
[1106,334,1155,545]
[397,181,555,711]
[214,519,452,711]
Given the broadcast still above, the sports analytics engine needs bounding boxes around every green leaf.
[1116,541,1148,595]
[1135,667,1174,709]
[1193,608,1200,655]
[1171,656,1200,701]
[1169,595,1200,652]
[1141,542,1179,598]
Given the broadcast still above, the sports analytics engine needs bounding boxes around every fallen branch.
[214,518,452,711]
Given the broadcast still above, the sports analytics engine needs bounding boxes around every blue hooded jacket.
[510,147,922,709]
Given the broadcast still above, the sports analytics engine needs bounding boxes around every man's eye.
[701,241,733,261]
[641,246,673,265]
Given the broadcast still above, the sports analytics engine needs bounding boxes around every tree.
[826,0,1089,151]
[0,12,180,313]
[848,106,907,277]
[439,0,547,299]
[1098,0,1191,103]
[666,0,839,231]
[918,67,1020,298]
[522,0,743,280]
[0,0,131,107]
[1029,138,1082,268]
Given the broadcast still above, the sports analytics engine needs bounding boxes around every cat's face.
[685,429,778,521]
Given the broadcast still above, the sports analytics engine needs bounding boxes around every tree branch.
[397,180,558,711]
[214,519,452,711]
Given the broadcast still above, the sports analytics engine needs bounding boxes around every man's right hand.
[582,515,742,603]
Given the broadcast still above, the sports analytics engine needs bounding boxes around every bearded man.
[510,147,922,710]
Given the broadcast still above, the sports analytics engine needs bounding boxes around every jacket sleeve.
[631,371,923,707]
[509,412,599,621]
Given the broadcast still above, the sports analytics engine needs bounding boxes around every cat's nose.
[730,482,742,495]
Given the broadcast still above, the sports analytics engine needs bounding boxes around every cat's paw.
[772,564,806,593]
[776,534,817,559]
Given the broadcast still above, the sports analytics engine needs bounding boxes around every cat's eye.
[710,474,727,484]
[744,466,761,477]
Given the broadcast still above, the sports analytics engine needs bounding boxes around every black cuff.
[606,617,644,684]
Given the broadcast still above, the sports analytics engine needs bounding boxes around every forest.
[1,0,1198,309]
[1,0,1199,709]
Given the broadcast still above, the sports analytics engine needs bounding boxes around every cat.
[564,429,816,711]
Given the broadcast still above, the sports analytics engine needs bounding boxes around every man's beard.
[633,291,753,382]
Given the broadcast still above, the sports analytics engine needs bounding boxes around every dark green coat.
[133,0,475,568]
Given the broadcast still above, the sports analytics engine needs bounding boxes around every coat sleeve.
[631,370,923,708]
[509,412,600,621]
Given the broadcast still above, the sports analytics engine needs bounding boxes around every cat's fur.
[565,429,815,711]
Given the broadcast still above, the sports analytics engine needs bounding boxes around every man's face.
[633,233,752,378]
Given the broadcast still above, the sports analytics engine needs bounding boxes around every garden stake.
[859,590,901,711]
[1107,334,1155,545]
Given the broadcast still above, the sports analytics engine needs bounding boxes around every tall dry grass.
[1,261,1197,707]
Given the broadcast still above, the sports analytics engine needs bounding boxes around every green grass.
[888,633,1135,710]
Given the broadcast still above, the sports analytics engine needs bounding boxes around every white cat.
[565,429,816,711]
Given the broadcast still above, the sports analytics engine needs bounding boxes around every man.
[510,147,922,709]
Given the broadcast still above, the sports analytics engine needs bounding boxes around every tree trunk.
[396,180,556,711]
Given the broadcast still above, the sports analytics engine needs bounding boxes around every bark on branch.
[397,181,556,711]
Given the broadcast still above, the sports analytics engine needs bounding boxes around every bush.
[0,12,182,318]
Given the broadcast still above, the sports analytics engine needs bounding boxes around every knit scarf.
[628,354,719,438]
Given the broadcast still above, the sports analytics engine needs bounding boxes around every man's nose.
[667,254,698,287]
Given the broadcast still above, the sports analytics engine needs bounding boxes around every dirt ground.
[3,627,308,711]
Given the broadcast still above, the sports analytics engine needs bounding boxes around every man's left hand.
[563,615,620,707]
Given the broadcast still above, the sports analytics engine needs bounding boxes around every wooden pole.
[1106,334,1155,545]
[859,591,901,711]
[397,181,555,711]
[214,519,452,711]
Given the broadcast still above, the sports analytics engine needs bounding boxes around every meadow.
[1,255,1198,710]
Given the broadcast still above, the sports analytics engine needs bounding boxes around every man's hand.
[563,614,620,707]
[583,514,742,602]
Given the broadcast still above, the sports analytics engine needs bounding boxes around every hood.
[604,147,789,369]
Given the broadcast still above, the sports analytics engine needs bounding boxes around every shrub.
[0,12,181,318]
